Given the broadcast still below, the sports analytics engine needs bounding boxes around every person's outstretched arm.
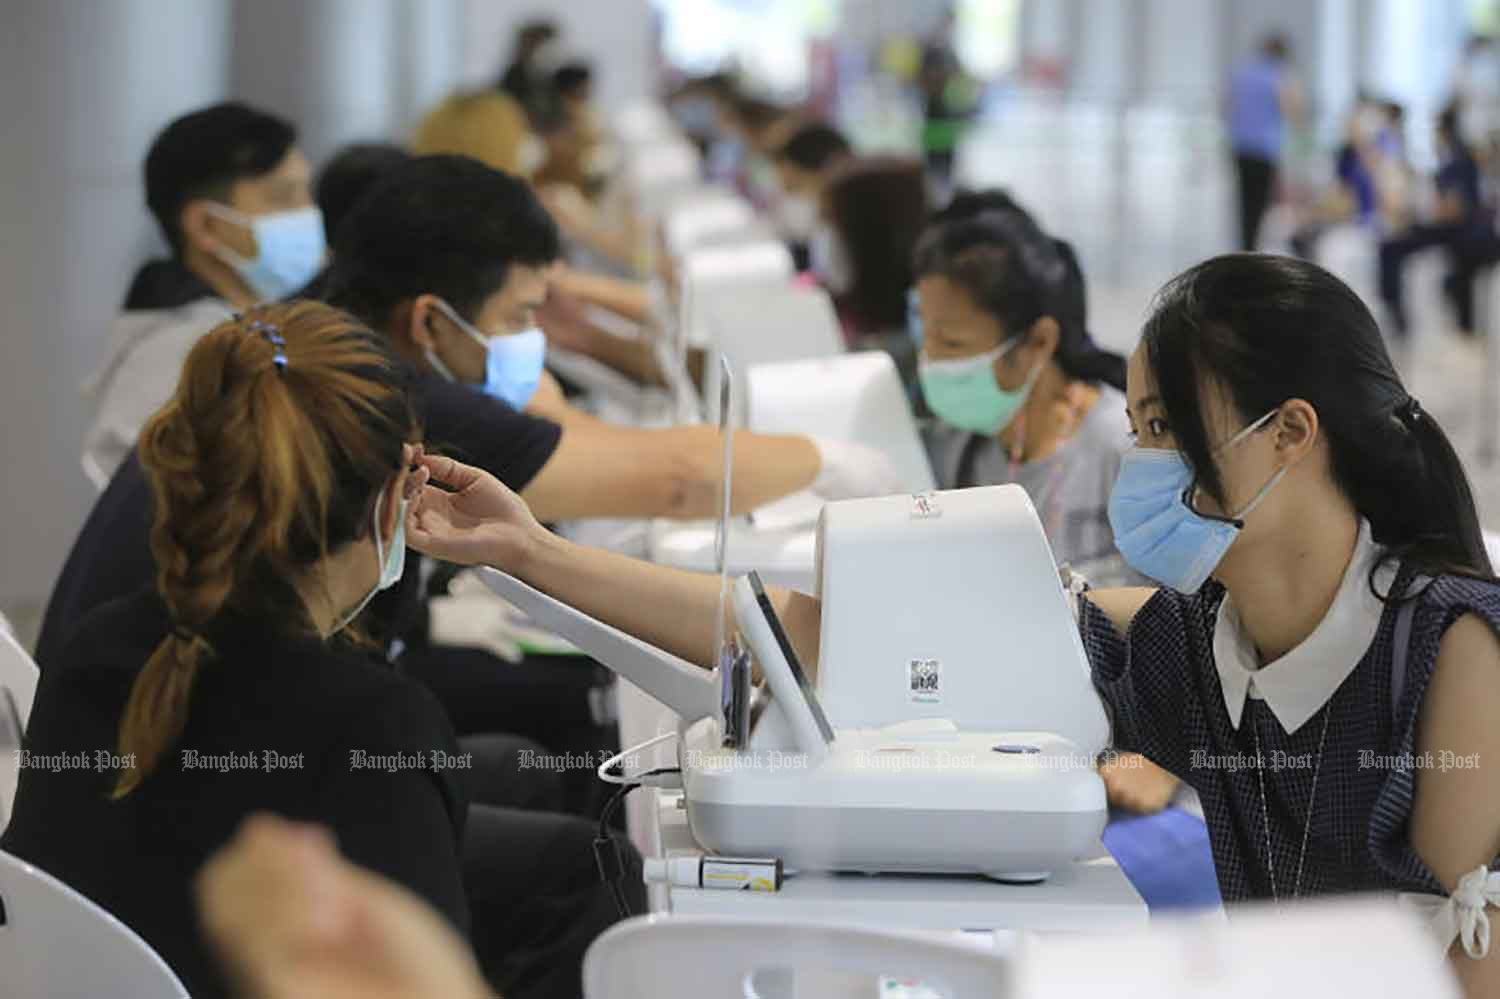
[520,419,902,523]
[405,451,823,671]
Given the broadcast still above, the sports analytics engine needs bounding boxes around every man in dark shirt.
[1379,104,1494,336]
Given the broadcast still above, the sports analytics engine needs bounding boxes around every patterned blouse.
[1081,565,1500,903]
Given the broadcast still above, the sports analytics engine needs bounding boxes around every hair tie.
[171,625,197,643]
[1396,396,1424,429]
[245,318,288,372]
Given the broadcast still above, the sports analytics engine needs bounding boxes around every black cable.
[593,766,681,919]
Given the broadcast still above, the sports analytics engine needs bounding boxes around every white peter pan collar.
[1214,519,1391,735]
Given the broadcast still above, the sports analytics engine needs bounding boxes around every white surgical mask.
[330,491,407,634]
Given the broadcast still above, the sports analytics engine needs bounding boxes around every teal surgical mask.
[918,338,1040,435]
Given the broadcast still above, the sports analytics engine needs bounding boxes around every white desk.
[650,791,1148,934]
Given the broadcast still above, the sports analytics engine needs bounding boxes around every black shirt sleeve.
[413,374,562,491]
[319,677,471,936]
[35,451,156,669]
[1080,588,1201,780]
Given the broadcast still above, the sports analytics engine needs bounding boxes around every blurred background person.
[497,17,562,127]
[1227,32,1302,251]
[1378,104,1492,338]
[815,157,929,362]
[770,120,853,269]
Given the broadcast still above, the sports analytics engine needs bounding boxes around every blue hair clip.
[245,318,288,371]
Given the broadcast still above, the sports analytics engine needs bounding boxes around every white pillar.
[394,0,467,141]
[1068,0,1136,104]
[1140,0,1224,111]
[0,0,232,623]
[231,0,402,167]
[461,0,655,114]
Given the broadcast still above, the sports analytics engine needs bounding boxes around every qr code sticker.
[910,492,942,519]
[908,659,941,703]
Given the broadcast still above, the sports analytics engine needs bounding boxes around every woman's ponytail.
[1349,397,1492,583]
[1050,238,1126,393]
[112,301,414,797]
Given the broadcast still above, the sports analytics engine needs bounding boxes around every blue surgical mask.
[1107,409,1286,593]
[906,287,924,348]
[206,204,326,302]
[426,299,546,410]
[917,338,1038,435]
[331,491,407,634]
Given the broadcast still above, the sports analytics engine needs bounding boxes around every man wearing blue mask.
[82,102,326,488]
[324,154,901,524]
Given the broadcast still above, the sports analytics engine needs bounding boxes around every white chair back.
[748,351,936,494]
[583,915,1008,998]
[680,242,796,330]
[1019,898,1457,997]
[0,630,39,830]
[663,193,758,258]
[614,101,679,146]
[0,850,189,997]
[584,901,1455,998]
[623,140,701,196]
[699,283,845,424]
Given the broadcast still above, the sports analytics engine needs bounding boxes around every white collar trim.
[1214,519,1390,734]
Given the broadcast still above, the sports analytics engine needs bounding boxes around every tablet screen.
[716,356,750,746]
[747,570,835,744]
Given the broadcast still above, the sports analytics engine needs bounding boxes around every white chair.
[582,915,1009,998]
[614,101,679,147]
[585,901,1456,998]
[747,352,936,495]
[662,192,758,258]
[623,140,701,196]
[1018,898,1457,997]
[0,630,39,830]
[0,850,188,997]
[694,281,843,424]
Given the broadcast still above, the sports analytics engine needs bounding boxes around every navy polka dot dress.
[1081,571,1500,903]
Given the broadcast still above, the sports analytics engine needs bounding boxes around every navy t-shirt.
[1436,149,1483,224]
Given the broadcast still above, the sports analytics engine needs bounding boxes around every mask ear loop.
[423,299,488,383]
[1181,407,1284,529]
[1000,332,1048,466]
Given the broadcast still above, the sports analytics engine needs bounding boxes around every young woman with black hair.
[396,252,1500,993]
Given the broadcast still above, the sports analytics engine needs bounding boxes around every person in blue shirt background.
[1227,33,1302,252]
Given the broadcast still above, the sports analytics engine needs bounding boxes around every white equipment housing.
[482,486,1109,880]
[654,351,934,593]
